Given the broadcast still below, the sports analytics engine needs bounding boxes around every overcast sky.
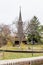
[0,0,43,25]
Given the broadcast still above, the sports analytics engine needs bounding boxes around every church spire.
[19,6,22,21]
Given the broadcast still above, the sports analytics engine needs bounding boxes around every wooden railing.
[0,56,43,65]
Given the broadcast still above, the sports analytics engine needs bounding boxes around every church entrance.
[15,41,19,45]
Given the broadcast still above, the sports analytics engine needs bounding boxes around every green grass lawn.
[0,52,43,60]
[0,44,43,60]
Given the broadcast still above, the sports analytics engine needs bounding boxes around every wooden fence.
[0,50,43,53]
[0,50,43,65]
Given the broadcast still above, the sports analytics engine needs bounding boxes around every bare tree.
[2,25,11,36]
[0,24,11,47]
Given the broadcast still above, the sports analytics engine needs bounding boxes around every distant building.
[14,8,27,45]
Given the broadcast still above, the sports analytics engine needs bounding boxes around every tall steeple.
[19,6,22,21]
[17,6,24,44]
